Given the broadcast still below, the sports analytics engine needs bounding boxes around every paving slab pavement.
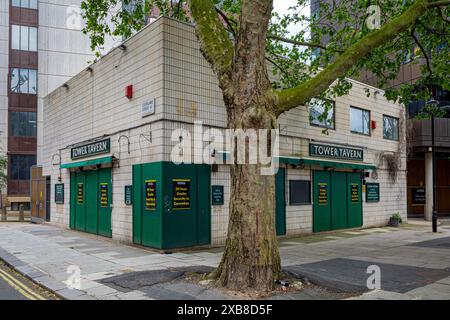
[0,222,449,300]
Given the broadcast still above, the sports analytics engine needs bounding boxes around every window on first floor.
[350,106,371,136]
[11,25,38,52]
[383,115,399,141]
[289,180,311,205]
[10,68,37,94]
[309,98,335,129]
[10,154,36,180]
[10,112,37,137]
[12,0,38,10]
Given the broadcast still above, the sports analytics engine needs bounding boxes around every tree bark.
[214,102,281,292]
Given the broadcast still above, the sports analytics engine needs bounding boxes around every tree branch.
[427,0,450,8]
[411,29,433,79]
[189,0,234,91]
[267,35,344,53]
[275,0,433,115]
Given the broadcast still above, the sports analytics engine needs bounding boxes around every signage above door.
[71,139,111,160]
[309,143,363,162]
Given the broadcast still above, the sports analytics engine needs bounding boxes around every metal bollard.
[19,204,24,222]
[1,207,6,221]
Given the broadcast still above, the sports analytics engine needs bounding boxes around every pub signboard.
[71,139,111,160]
[310,143,363,162]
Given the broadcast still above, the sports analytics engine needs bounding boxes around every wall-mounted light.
[63,83,69,90]
[119,44,127,51]
[87,67,93,73]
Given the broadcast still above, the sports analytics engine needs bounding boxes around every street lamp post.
[427,99,439,233]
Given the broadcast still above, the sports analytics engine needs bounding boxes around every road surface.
[0,261,57,300]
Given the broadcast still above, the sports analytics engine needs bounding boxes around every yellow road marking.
[0,268,46,300]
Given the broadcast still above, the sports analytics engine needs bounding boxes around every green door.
[139,162,163,248]
[331,172,348,230]
[347,173,363,228]
[313,171,331,232]
[275,168,286,236]
[74,172,86,231]
[164,163,198,248]
[85,170,98,234]
[132,162,211,249]
[70,168,112,237]
[98,168,112,237]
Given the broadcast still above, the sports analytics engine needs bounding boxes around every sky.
[273,0,310,35]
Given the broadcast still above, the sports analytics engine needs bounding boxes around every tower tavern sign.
[309,143,364,162]
[71,139,111,160]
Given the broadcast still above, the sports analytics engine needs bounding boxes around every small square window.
[289,180,311,205]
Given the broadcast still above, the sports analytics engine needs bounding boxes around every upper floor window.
[350,106,370,136]
[10,68,37,94]
[383,115,399,141]
[309,98,335,129]
[10,154,36,181]
[10,112,37,137]
[12,0,38,10]
[12,25,38,52]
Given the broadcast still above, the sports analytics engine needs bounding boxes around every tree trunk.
[214,102,281,292]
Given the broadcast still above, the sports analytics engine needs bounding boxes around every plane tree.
[81,0,450,292]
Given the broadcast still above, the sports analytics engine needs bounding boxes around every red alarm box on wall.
[125,85,133,99]
[371,120,377,130]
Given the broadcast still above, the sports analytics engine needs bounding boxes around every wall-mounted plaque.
[55,183,64,204]
[173,179,191,210]
[212,185,224,206]
[77,183,84,204]
[366,183,380,203]
[412,188,426,205]
[145,180,157,211]
[351,184,359,203]
[124,185,133,206]
[318,183,328,205]
[100,183,108,208]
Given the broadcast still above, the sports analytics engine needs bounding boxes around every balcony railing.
[408,118,450,149]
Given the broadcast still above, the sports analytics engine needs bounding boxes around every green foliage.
[0,155,6,190]
[391,212,403,223]
[80,0,449,108]
[416,103,447,119]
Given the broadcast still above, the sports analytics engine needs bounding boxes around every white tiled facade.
[42,17,407,246]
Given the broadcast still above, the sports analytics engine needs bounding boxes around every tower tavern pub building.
[41,17,407,249]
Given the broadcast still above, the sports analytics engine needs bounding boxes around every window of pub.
[309,98,335,130]
[383,115,399,141]
[350,106,371,136]
[289,180,311,205]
